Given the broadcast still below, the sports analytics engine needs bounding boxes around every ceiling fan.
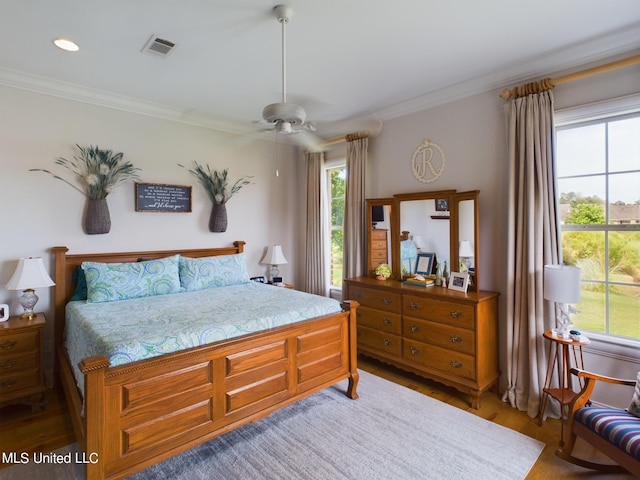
[258,5,323,150]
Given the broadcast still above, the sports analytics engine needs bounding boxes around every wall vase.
[84,198,111,235]
[209,203,228,232]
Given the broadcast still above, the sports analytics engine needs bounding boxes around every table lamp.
[260,245,288,284]
[5,257,55,319]
[544,264,581,336]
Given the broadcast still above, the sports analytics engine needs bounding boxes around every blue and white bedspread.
[64,282,342,394]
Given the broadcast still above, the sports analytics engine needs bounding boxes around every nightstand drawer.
[0,330,40,356]
[0,351,38,372]
[357,325,402,356]
[403,295,475,328]
[402,317,475,356]
[357,306,401,335]
[349,286,401,313]
[0,368,41,394]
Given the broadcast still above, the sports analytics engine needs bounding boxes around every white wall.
[0,85,300,380]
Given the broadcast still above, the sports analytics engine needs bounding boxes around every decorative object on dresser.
[374,263,391,280]
[30,144,140,235]
[260,245,288,284]
[0,304,9,321]
[5,257,55,319]
[448,271,469,292]
[0,313,46,413]
[180,162,252,232]
[544,264,581,337]
[356,189,498,408]
[52,242,359,480]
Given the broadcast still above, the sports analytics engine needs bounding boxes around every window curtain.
[343,133,368,280]
[502,91,561,418]
[304,150,328,296]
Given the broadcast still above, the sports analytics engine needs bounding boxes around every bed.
[52,241,359,480]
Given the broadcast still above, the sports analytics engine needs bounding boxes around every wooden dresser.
[344,276,498,409]
[0,313,46,413]
[368,229,388,274]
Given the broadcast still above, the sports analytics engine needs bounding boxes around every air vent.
[142,35,175,57]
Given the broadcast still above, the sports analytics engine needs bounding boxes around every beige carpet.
[1,370,544,479]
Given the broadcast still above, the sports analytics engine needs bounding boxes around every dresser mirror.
[366,189,479,292]
[366,198,394,276]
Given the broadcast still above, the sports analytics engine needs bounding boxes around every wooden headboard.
[51,241,246,356]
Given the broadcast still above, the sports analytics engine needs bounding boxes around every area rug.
[0,370,543,480]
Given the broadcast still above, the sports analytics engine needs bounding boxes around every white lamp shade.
[459,240,474,257]
[6,257,55,290]
[412,235,425,249]
[544,264,580,304]
[260,245,288,266]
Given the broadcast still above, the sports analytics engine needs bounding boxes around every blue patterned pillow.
[179,253,250,292]
[82,255,182,303]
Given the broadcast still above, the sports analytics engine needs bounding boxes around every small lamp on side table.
[260,245,288,284]
[544,264,581,337]
[5,257,55,320]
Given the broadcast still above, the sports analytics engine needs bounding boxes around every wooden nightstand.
[0,312,46,413]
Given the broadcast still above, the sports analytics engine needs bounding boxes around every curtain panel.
[304,151,328,296]
[343,134,368,280]
[502,91,561,418]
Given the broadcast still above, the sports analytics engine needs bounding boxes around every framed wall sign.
[135,182,192,212]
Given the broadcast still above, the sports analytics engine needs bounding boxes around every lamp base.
[18,289,39,321]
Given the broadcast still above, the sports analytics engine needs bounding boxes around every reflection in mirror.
[366,199,393,276]
[400,199,450,276]
[454,192,479,292]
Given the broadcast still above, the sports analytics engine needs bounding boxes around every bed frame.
[52,242,359,480]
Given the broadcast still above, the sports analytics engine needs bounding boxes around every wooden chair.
[556,368,640,477]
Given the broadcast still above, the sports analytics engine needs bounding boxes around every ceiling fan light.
[262,102,306,126]
[276,121,293,134]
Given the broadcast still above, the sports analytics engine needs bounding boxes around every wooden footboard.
[52,243,359,480]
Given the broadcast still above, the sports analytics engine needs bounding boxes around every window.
[326,162,346,289]
[555,101,640,341]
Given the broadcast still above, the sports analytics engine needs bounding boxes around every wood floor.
[0,355,634,479]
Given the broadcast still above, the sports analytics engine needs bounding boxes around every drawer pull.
[0,379,17,388]
[409,302,421,310]
[0,359,17,369]
[451,335,463,343]
[410,325,421,333]
[383,318,392,326]
[382,297,392,305]
[383,339,393,347]
[451,360,463,368]
[356,311,362,317]
[410,347,421,356]
[354,292,362,299]
[0,341,17,350]
[450,310,463,319]
[356,330,361,337]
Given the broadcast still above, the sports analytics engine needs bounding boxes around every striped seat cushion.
[575,407,640,460]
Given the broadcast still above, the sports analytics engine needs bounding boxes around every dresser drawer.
[370,230,387,240]
[0,351,38,372]
[357,325,402,356]
[0,330,40,356]
[357,306,401,335]
[349,286,401,313]
[403,295,475,328]
[370,239,387,250]
[403,317,475,356]
[403,340,476,381]
[0,368,41,395]
[370,249,388,261]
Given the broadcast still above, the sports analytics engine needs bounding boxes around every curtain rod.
[500,54,640,101]
[321,131,369,148]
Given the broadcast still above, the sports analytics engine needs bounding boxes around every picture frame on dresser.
[448,271,469,292]
[415,253,435,276]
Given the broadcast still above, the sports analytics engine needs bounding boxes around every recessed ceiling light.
[53,38,79,52]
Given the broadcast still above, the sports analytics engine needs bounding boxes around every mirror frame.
[364,189,480,292]
[365,198,394,276]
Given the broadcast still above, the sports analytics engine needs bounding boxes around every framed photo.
[415,252,435,276]
[435,198,449,212]
[448,271,469,292]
